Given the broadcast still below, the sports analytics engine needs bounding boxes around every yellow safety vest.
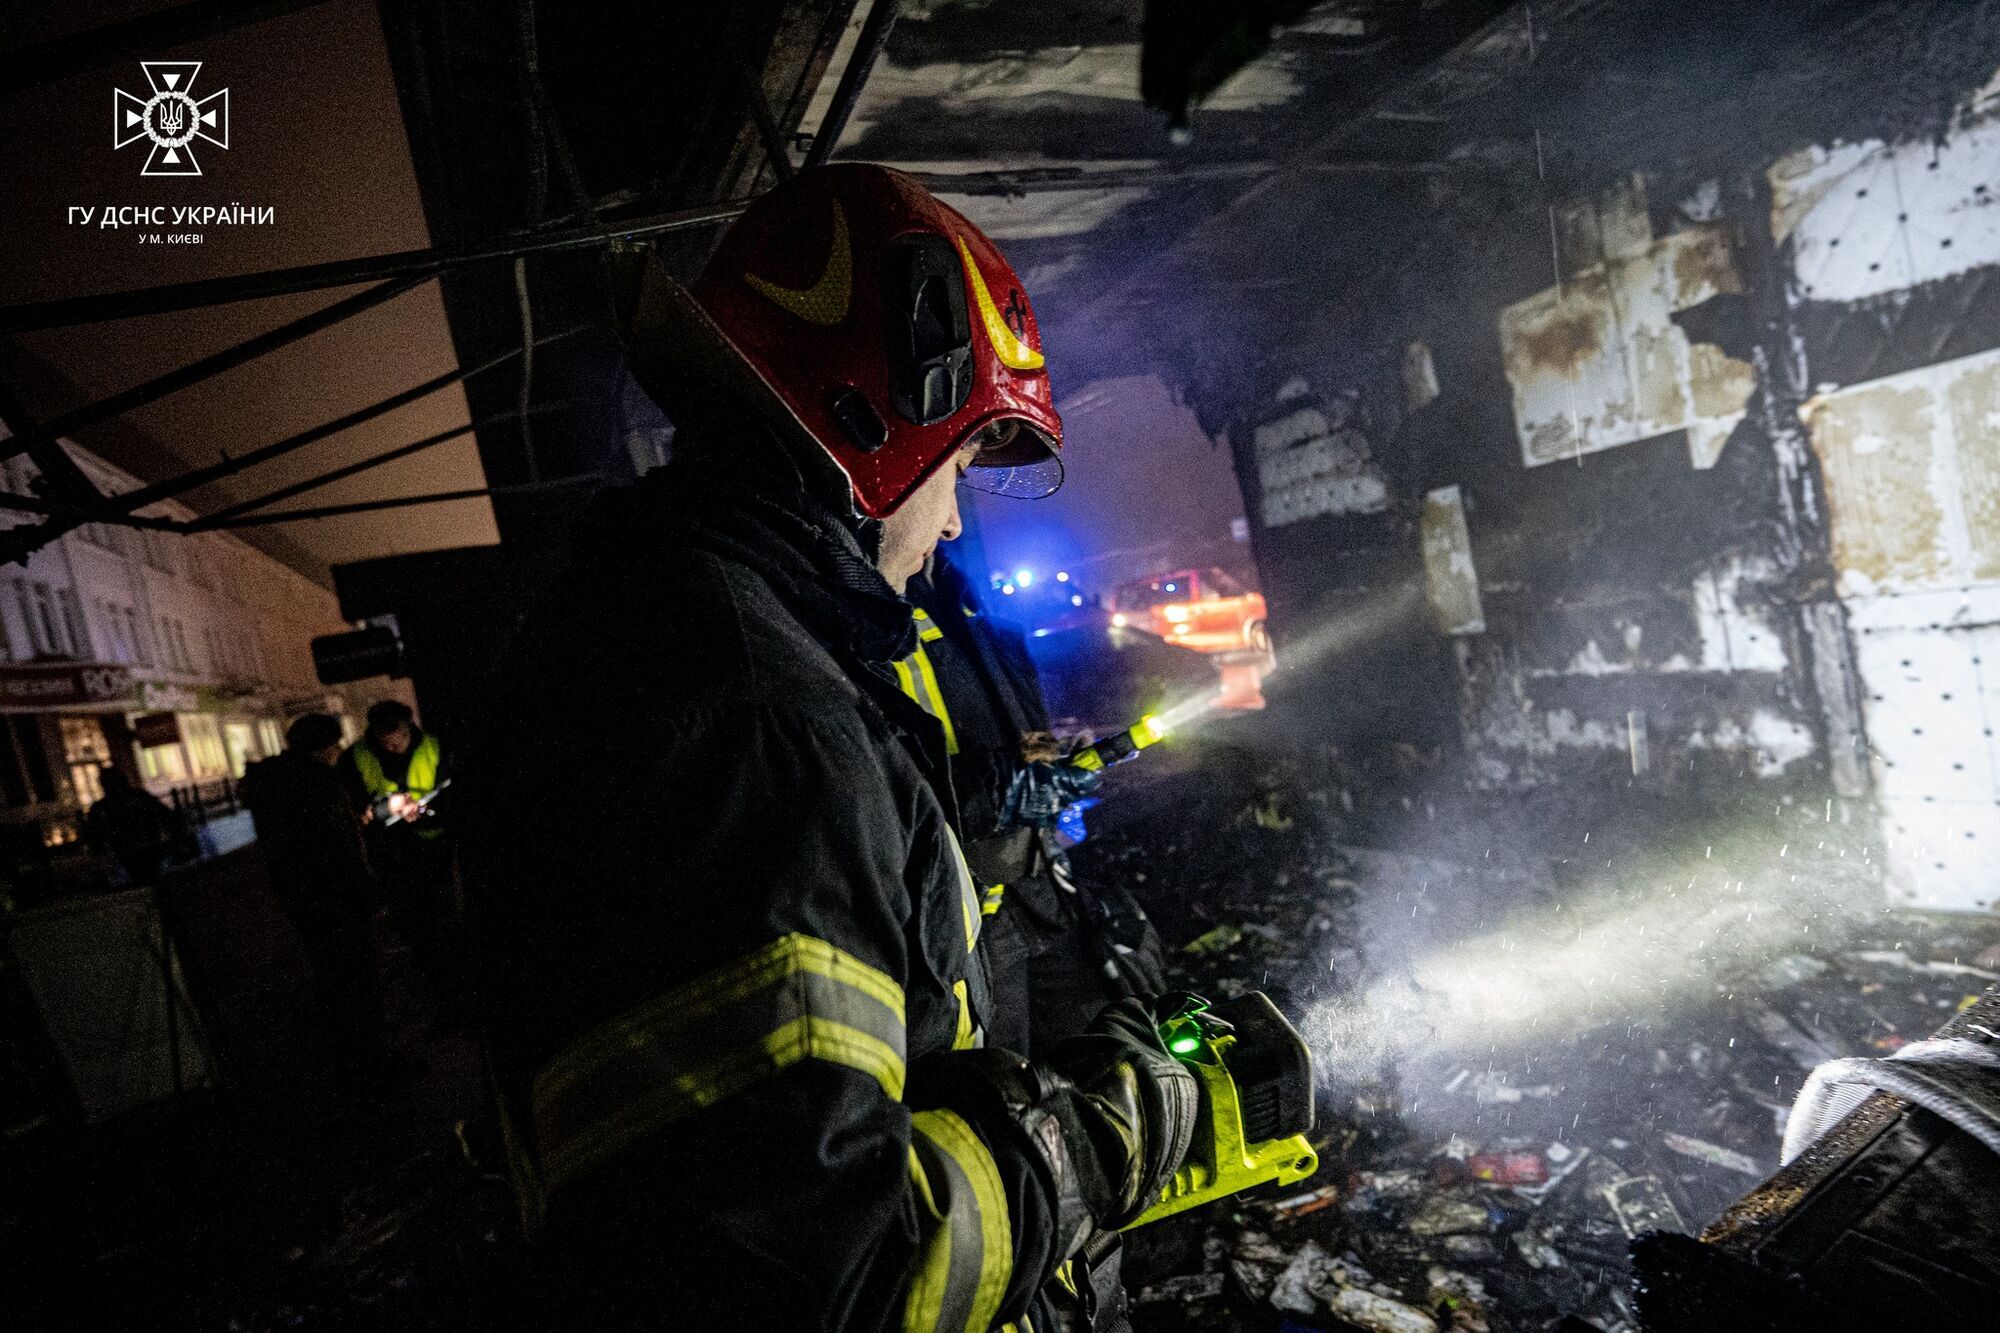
[352,732,441,799]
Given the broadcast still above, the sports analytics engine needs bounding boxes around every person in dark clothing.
[82,766,179,885]
[242,713,401,1090]
[462,165,1196,1332]
[900,552,1168,1058]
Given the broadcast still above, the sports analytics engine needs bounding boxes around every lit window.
[60,718,111,809]
[180,714,227,777]
[139,740,188,784]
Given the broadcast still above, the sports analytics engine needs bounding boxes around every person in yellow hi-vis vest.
[341,698,457,1014]
[342,699,445,834]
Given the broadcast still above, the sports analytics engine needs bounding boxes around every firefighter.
[463,164,1197,1331]
[899,550,1168,1057]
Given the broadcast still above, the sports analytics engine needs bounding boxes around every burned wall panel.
[1498,184,1756,472]
[1224,166,1835,808]
[1806,347,2000,909]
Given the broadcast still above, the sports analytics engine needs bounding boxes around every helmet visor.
[960,419,1064,500]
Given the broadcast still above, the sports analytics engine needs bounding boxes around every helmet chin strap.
[851,512,883,565]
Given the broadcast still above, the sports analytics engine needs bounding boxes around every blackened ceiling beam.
[803,0,900,169]
[913,155,1477,197]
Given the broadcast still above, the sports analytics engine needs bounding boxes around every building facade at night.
[0,431,372,850]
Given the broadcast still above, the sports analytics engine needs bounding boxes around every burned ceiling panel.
[831,0,1527,385]
[1486,0,2000,194]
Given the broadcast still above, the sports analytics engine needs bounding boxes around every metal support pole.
[802,0,901,170]
[0,494,180,527]
[737,59,797,183]
[0,200,751,335]
[5,275,434,458]
[120,325,589,511]
[0,327,589,560]
[204,474,604,528]
[0,471,602,529]
[196,403,577,526]
[0,380,113,525]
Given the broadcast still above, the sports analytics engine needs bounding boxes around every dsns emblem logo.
[114,62,229,176]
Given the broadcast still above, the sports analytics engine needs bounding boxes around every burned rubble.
[1069,746,2000,1333]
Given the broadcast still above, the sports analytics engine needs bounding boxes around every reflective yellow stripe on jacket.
[904,1107,1013,1333]
[894,608,959,756]
[528,932,906,1195]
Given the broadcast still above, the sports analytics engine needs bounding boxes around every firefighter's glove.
[1036,995,1200,1229]
[1001,762,1100,828]
[908,997,1197,1260]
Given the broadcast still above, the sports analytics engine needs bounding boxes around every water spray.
[1299,823,1885,1092]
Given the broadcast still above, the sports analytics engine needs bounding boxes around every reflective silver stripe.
[531,933,906,1194]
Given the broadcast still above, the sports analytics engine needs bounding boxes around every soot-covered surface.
[1072,744,2000,1332]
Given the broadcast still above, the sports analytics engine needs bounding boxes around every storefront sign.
[132,711,183,748]
[139,681,200,713]
[0,664,136,711]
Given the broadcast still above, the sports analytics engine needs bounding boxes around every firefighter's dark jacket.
[464,436,1065,1329]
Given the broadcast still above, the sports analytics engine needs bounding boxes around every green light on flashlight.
[1169,1033,1202,1055]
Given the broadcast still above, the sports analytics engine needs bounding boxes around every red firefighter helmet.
[617,164,1063,518]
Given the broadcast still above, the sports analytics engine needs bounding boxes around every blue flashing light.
[1015,568,1034,587]
[1164,582,1177,592]
[1001,583,1016,595]
[1056,796,1101,846]
[1070,594,1083,607]
[1056,571,1070,583]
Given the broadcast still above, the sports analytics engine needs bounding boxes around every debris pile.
[1072,759,2000,1332]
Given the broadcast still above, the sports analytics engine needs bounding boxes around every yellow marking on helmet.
[956,236,1044,371]
[744,199,851,326]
